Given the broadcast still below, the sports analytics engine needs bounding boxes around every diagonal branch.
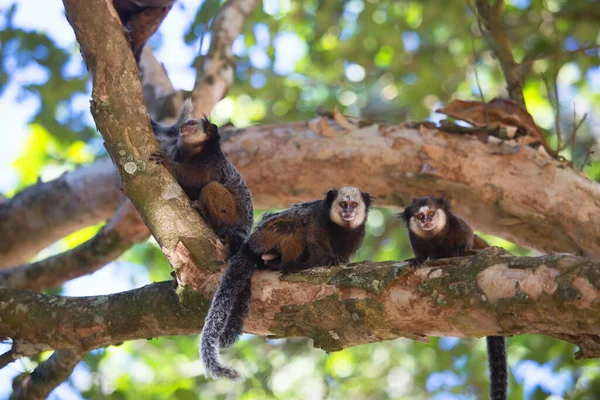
[62,0,222,274]
[1,249,600,358]
[0,200,148,291]
[10,350,83,400]
[191,0,261,117]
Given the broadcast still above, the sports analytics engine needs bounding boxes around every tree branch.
[62,0,222,275]
[0,158,124,268]
[2,249,600,358]
[191,0,261,117]
[3,119,600,260]
[522,44,600,66]
[10,350,82,400]
[474,0,526,107]
[0,200,148,291]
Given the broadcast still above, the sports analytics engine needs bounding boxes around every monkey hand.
[189,200,202,210]
[149,151,170,165]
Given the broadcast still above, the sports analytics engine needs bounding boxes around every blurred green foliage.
[2,0,600,398]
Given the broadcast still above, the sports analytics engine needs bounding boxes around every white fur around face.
[329,187,367,230]
[178,122,208,147]
[409,207,447,238]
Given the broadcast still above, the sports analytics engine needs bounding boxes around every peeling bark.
[0,201,148,291]
[0,158,123,268]
[2,249,600,358]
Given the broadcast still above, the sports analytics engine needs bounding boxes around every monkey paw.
[189,200,202,210]
[149,151,167,164]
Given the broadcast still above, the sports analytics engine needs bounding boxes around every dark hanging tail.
[200,250,255,380]
[486,336,508,400]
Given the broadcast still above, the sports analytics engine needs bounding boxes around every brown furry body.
[400,195,507,400]
[150,100,253,257]
[200,187,371,380]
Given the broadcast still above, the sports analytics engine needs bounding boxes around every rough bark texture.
[221,119,600,258]
[0,201,148,291]
[3,119,600,266]
[191,0,261,117]
[0,158,123,268]
[2,248,600,358]
[62,0,222,274]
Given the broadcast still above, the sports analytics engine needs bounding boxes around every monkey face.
[179,119,208,144]
[409,206,447,238]
[329,187,368,229]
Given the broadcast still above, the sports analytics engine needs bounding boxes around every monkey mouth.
[341,212,355,221]
[421,223,436,231]
[181,120,199,136]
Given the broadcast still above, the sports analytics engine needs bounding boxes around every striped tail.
[487,336,508,400]
[200,251,255,379]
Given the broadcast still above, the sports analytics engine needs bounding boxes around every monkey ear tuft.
[436,193,451,210]
[325,189,338,208]
[361,192,373,209]
[201,116,219,136]
[176,99,193,126]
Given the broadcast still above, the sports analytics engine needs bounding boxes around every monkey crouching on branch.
[149,99,253,257]
[201,187,372,380]
[399,195,507,400]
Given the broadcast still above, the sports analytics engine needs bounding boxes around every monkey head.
[177,115,220,151]
[326,187,372,229]
[400,195,450,238]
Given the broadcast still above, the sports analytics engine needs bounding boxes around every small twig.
[0,348,15,369]
[522,44,600,65]
[580,146,595,171]
[470,34,488,123]
[550,18,562,151]
[559,108,587,152]
[540,72,562,152]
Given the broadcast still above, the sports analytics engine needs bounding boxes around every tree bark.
[62,0,222,277]
[0,158,123,268]
[2,248,600,358]
[3,119,600,267]
[0,201,148,291]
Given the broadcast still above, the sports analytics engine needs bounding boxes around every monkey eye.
[416,213,425,221]
[339,201,348,208]
[427,211,434,217]
[349,201,358,208]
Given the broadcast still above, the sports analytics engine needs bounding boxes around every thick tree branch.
[63,0,222,274]
[221,119,600,257]
[191,0,261,117]
[3,119,600,260]
[0,158,123,268]
[0,201,148,291]
[2,249,600,358]
[10,350,82,400]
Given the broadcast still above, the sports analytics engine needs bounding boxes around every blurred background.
[1,0,600,398]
